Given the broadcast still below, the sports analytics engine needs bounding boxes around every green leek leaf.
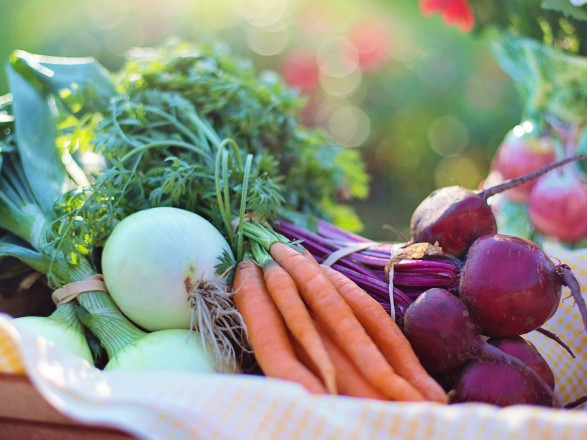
[9,50,117,114]
[6,64,63,215]
[0,238,51,275]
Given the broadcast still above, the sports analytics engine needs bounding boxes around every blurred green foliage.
[0,0,522,239]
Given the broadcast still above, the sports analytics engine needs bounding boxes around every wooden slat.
[0,373,134,438]
[0,418,132,440]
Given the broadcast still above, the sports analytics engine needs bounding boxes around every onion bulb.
[102,207,246,367]
[14,303,94,364]
[105,329,238,373]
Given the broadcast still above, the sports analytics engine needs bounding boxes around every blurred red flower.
[420,0,475,32]
[348,20,392,71]
[280,49,320,93]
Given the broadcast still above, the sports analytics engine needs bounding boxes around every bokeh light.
[375,136,422,175]
[329,106,371,147]
[317,37,360,78]
[512,120,535,137]
[320,68,363,97]
[434,154,487,189]
[428,115,469,156]
[246,23,289,56]
[235,0,288,27]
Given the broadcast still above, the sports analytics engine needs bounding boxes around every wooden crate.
[0,373,135,439]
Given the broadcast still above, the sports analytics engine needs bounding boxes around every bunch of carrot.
[232,223,448,403]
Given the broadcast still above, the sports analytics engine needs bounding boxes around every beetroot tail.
[536,327,576,359]
[557,264,587,335]
[565,395,587,409]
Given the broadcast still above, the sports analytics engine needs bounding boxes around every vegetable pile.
[0,40,585,410]
[277,157,587,407]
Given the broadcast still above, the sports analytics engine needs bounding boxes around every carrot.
[321,264,448,404]
[293,319,388,400]
[262,260,337,394]
[270,242,426,402]
[232,259,327,394]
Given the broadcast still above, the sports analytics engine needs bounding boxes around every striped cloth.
[525,241,587,410]
[0,239,585,440]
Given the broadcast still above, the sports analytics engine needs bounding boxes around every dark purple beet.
[459,234,562,337]
[409,154,587,258]
[402,288,560,406]
[410,186,496,258]
[449,360,554,407]
[488,336,555,391]
[402,288,481,374]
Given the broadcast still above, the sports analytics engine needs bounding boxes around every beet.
[402,288,481,374]
[410,154,587,258]
[402,288,559,406]
[488,336,555,391]
[410,186,497,258]
[449,360,554,407]
[459,234,587,337]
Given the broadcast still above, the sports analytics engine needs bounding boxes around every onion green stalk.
[0,150,93,362]
[0,154,47,249]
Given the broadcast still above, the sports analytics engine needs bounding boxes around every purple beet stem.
[317,219,371,243]
[300,239,377,278]
[275,219,462,319]
[278,220,460,274]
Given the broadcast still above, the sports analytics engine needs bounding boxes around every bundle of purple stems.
[275,219,462,321]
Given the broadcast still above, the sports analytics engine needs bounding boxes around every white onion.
[14,304,94,364]
[105,329,238,373]
[102,207,245,367]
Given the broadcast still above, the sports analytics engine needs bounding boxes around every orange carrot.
[270,242,426,402]
[293,320,388,401]
[321,264,448,404]
[262,260,337,394]
[232,259,327,394]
